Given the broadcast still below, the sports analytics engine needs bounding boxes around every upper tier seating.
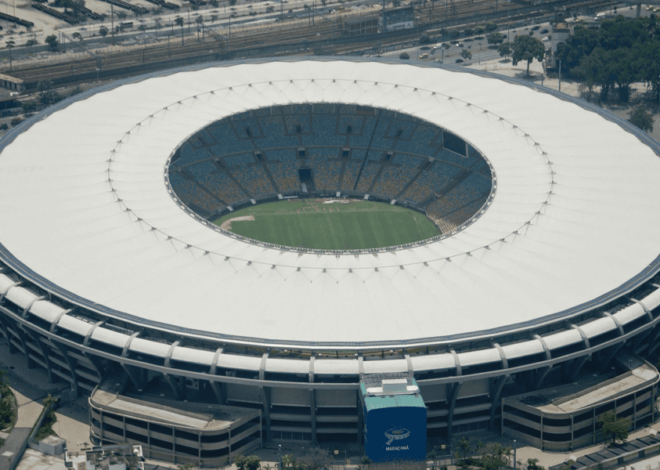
[169,103,493,230]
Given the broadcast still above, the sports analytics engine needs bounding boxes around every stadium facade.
[0,58,660,466]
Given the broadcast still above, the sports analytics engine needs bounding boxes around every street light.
[513,439,517,470]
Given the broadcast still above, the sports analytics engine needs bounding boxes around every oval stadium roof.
[0,58,659,348]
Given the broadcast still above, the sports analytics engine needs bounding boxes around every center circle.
[167,103,494,250]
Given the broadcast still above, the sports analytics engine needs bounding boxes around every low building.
[0,73,24,93]
[89,381,262,468]
[65,445,144,470]
[502,355,659,451]
[381,6,414,31]
[343,16,379,36]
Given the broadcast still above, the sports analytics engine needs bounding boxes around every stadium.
[1,57,660,466]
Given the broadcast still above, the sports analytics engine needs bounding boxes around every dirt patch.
[220,215,255,230]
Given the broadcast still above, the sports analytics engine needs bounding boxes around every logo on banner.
[384,427,410,445]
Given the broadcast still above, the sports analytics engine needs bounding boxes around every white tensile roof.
[0,59,659,348]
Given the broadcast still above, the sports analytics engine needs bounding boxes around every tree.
[298,447,333,469]
[195,15,203,41]
[629,106,654,131]
[25,39,38,47]
[474,25,485,35]
[37,80,62,106]
[116,11,127,20]
[0,123,8,134]
[598,410,631,445]
[456,437,472,468]
[419,32,431,44]
[485,21,497,33]
[10,117,23,127]
[175,16,185,45]
[399,51,410,60]
[234,454,261,470]
[527,458,546,470]
[22,101,37,115]
[209,0,218,6]
[498,42,512,59]
[99,25,109,37]
[511,34,545,76]
[487,31,504,45]
[229,0,237,5]
[460,48,472,60]
[479,443,512,470]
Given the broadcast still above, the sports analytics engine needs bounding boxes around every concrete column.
[310,389,317,444]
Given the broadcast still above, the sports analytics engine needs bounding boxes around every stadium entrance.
[298,168,315,193]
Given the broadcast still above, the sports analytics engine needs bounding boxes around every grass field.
[213,199,440,250]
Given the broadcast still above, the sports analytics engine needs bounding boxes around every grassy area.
[213,199,440,250]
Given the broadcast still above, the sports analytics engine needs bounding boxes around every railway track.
[7,0,610,89]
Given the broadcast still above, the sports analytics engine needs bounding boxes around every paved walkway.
[0,339,70,470]
[0,382,46,470]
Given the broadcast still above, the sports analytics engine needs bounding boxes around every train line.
[7,0,611,88]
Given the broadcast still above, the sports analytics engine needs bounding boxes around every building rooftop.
[506,363,659,415]
[91,388,259,431]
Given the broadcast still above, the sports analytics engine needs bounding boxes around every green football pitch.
[213,199,440,250]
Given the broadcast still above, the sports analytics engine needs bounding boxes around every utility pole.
[558,60,562,92]
[278,444,282,470]
[111,4,115,45]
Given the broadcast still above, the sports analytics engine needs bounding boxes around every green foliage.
[234,454,261,470]
[478,443,512,470]
[511,34,545,75]
[0,123,8,133]
[25,39,38,47]
[598,410,631,445]
[0,371,17,431]
[498,42,512,58]
[10,117,23,128]
[45,34,59,51]
[213,199,439,250]
[37,80,63,107]
[34,394,58,442]
[419,32,431,44]
[399,51,410,60]
[487,31,504,45]
[484,22,497,33]
[527,458,546,470]
[460,49,472,60]
[628,105,654,131]
[474,26,485,35]
[22,101,37,114]
[456,437,472,468]
[556,15,660,101]
[99,26,109,37]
